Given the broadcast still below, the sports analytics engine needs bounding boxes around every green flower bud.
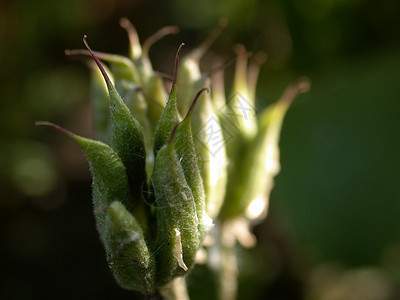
[38,19,310,297]
[221,78,310,220]
[119,18,177,132]
[65,47,154,170]
[177,19,227,117]
[226,44,257,137]
[83,36,147,198]
[176,21,229,219]
[66,22,180,175]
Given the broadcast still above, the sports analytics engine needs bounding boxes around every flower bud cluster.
[38,18,309,295]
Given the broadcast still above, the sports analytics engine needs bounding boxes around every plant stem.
[219,222,238,300]
[160,277,190,300]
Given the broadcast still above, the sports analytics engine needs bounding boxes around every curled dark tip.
[248,51,268,97]
[184,87,209,121]
[172,43,185,89]
[119,18,139,42]
[142,26,180,59]
[252,51,268,65]
[119,17,141,58]
[83,35,113,90]
[35,121,73,136]
[280,77,311,105]
[234,44,245,55]
[233,44,252,70]
[294,77,311,94]
[233,44,251,57]
[119,17,131,27]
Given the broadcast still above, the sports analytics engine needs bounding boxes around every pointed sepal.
[151,136,200,286]
[154,43,184,154]
[83,36,147,197]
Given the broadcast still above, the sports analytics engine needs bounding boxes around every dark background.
[1,0,400,299]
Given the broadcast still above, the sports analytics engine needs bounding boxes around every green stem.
[219,222,238,300]
[159,277,190,300]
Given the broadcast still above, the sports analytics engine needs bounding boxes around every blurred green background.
[1,0,399,299]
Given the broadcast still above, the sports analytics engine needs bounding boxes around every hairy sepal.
[151,143,200,286]
[104,201,155,294]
